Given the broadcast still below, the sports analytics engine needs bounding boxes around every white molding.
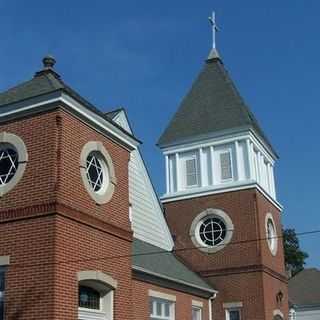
[161,182,283,212]
[223,302,243,309]
[161,129,276,163]
[77,270,118,289]
[165,155,170,194]
[0,94,139,150]
[192,300,204,308]
[148,289,176,302]
[0,256,10,266]
[133,265,217,294]
[210,146,215,185]
[265,213,278,256]
[273,309,284,318]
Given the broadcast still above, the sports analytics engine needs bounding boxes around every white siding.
[113,111,174,250]
[295,309,320,320]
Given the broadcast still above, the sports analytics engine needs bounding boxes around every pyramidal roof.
[158,51,276,156]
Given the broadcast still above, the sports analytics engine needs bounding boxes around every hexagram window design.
[0,147,18,186]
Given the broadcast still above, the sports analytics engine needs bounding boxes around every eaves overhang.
[132,265,217,298]
[158,125,278,161]
[0,91,141,151]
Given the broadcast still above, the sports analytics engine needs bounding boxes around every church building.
[0,19,288,320]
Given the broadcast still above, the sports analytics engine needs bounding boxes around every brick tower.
[0,56,139,319]
[158,46,288,319]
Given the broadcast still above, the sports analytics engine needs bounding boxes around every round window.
[265,213,278,255]
[0,146,19,186]
[86,152,110,194]
[80,141,116,204]
[0,132,28,197]
[198,217,227,246]
[190,208,234,253]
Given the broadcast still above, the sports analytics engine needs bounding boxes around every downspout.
[209,292,217,320]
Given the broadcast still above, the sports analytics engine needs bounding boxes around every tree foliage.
[282,228,309,276]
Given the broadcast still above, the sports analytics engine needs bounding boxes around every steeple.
[158,13,279,205]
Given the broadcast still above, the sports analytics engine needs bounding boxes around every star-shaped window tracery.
[86,153,104,192]
[0,148,18,186]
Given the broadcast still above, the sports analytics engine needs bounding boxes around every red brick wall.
[0,109,133,319]
[132,280,209,320]
[53,215,133,320]
[164,188,288,320]
[0,112,59,211]
[0,216,56,319]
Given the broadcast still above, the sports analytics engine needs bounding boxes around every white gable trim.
[0,93,139,150]
[112,110,174,250]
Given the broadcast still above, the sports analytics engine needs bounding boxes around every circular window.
[0,147,19,185]
[0,132,28,197]
[265,213,278,255]
[199,217,227,246]
[80,141,116,204]
[190,208,234,253]
[86,152,110,194]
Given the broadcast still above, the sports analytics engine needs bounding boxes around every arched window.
[78,271,117,320]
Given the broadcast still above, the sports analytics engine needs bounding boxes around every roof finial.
[207,11,220,61]
[42,55,56,69]
[208,11,218,50]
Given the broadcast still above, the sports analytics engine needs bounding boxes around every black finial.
[42,55,56,69]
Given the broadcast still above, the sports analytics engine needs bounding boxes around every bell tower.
[158,14,288,320]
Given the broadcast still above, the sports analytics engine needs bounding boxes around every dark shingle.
[158,57,276,156]
[289,268,320,306]
[132,238,214,292]
[0,63,140,143]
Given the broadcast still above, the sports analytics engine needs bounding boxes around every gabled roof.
[289,268,320,307]
[132,238,215,295]
[110,109,174,251]
[0,56,140,145]
[157,55,276,156]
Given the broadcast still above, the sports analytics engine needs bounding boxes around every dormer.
[158,50,280,208]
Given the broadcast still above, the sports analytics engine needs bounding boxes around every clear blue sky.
[1,1,319,267]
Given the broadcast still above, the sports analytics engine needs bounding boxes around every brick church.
[0,30,288,319]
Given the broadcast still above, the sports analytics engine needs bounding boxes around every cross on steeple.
[207,11,220,61]
[208,11,218,50]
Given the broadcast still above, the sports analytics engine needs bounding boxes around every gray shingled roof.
[132,238,214,292]
[289,268,320,307]
[157,56,276,155]
[0,60,139,143]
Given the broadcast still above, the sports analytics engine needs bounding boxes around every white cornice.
[160,127,277,161]
[161,181,283,212]
[0,93,139,151]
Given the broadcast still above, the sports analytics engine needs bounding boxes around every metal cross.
[208,11,218,50]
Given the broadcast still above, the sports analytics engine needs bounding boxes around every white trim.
[148,289,176,302]
[77,271,118,289]
[162,130,276,164]
[161,181,283,212]
[165,155,170,193]
[199,148,206,187]
[210,146,215,185]
[190,208,234,254]
[246,139,253,179]
[265,213,278,256]
[0,94,139,150]
[133,265,217,294]
[273,309,284,318]
[223,302,243,309]
[192,300,204,308]
[0,256,10,266]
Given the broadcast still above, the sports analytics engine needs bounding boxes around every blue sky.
[0,1,319,267]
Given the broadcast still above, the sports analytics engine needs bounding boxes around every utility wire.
[8,229,320,269]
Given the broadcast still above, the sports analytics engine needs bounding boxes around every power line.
[8,229,320,269]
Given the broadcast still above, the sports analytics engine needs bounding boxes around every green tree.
[282,228,309,276]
